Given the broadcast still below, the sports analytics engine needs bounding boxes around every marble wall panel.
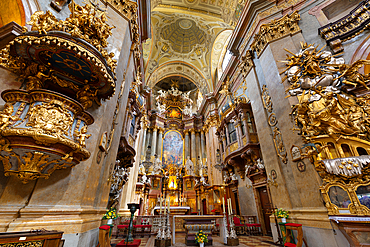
[262,36,323,208]
[237,176,258,217]
[247,59,292,209]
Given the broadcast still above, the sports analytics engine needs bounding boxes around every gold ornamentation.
[284,43,370,139]
[27,100,73,138]
[0,240,43,247]
[238,50,254,78]
[75,125,91,148]
[273,127,288,164]
[268,113,277,126]
[25,3,116,69]
[261,85,272,113]
[230,142,238,153]
[318,0,370,46]
[0,103,19,130]
[251,11,301,57]
[76,85,101,109]
[0,151,74,184]
[0,90,93,183]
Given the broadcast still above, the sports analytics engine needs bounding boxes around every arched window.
[357,147,368,156]
[341,144,352,157]
[327,142,338,159]
[228,122,237,143]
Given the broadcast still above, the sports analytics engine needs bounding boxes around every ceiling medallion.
[179,19,193,29]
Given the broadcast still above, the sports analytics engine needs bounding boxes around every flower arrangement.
[274,208,289,218]
[103,207,118,219]
[195,230,208,244]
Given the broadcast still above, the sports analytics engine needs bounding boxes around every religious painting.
[168,175,178,190]
[162,130,183,168]
[329,186,351,208]
[166,107,182,119]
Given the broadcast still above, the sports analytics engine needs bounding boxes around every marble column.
[225,124,230,146]
[234,120,243,148]
[157,128,163,157]
[184,130,190,159]
[191,129,196,167]
[241,113,250,144]
[196,131,201,173]
[141,126,148,161]
[200,130,206,165]
[151,127,158,160]
[210,126,222,184]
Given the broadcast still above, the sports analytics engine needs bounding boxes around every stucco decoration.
[147,62,208,95]
[145,11,230,93]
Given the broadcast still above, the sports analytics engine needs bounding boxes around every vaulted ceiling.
[143,0,245,94]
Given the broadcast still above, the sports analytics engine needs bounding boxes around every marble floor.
[111,234,279,247]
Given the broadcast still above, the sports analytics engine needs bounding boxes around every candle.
[222,197,225,214]
[164,197,167,215]
[228,198,232,215]
[160,197,162,215]
[168,198,170,213]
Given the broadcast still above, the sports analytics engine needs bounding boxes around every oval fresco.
[162,130,183,168]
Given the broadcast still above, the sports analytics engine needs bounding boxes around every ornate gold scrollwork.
[273,127,288,164]
[0,240,43,247]
[261,85,273,113]
[0,90,93,183]
[283,43,370,215]
[251,11,301,57]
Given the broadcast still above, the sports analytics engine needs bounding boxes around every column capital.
[184,129,190,135]
[189,128,196,134]
[158,127,164,134]
[152,126,158,131]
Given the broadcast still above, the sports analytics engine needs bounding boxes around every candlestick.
[167,198,170,213]
[160,197,162,215]
[164,197,167,215]
[222,197,225,214]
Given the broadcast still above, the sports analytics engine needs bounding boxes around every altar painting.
[162,130,183,168]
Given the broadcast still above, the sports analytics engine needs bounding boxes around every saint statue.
[152,154,162,175]
[197,156,203,177]
[185,156,194,176]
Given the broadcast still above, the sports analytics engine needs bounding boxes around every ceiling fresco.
[144,10,231,94]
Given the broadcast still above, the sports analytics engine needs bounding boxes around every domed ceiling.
[144,10,232,95]
[161,19,206,53]
[155,76,197,92]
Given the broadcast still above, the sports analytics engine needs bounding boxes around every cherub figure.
[76,85,101,109]
[76,125,91,147]
[0,104,18,131]
[26,64,52,90]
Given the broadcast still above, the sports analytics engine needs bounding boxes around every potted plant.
[103,207,118,225]
[195,230,208,247]
[274,208,289,223]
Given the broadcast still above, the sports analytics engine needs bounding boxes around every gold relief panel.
[0,89,93,183]
[250,11,301,57]
[242,136,247,146]
[0,240,43,247]
[230,142,238,153]
[129,136,135,147]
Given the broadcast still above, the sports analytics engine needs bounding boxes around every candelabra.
[223,211,229,243]
[166,210,172,239]
[228,214,237,239]
[156,214,162,239]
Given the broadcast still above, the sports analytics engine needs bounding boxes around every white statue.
[200,175,207,185]
[170,86,181,96]
[197,156,203,177]
[256,159,265,169]
[183,105,193,116]
[152,154,162,175]
[156,102,166,114]
[141,173,150,184]
[139,163,146,174]
[185,156,195,176]
[230,173,238,181]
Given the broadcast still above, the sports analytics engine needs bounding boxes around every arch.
[147,61,209,95]
[210,29,233,85]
